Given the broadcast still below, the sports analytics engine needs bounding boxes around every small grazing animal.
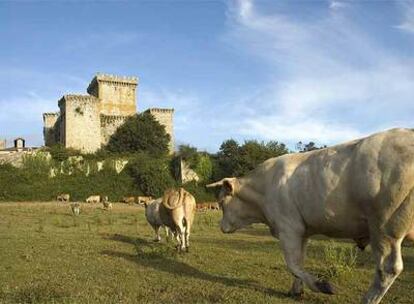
[70,202,80,216]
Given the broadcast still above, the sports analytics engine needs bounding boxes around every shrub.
[106,113,170,156]
[21,153,51,179]
[125,153,176,197]
[49,144,80,162]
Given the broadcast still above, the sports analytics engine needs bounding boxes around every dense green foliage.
[212,139,289,180]
[48,144,80,162]
[125,153,176,197]
[106,113,170,156]
[0,154,141,202]
[0,134,289,202]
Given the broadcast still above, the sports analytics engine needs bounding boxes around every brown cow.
[159,188,196,252]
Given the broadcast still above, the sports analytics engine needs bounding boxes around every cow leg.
[164,227,171,242]
[153,225,161,242]
[362,236,403,304]
[184,219,191,252]
[176,219,187,252]
[288,238,307,297]
[280,232,334,295]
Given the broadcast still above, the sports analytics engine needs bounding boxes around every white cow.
[86,195,100,204]
[207,128,414,304]
[144,198,171,242]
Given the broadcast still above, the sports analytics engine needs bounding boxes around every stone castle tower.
[43,73,174,153]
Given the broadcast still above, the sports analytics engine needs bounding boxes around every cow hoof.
[153,239,160,243]
[288,290,304,299]
[315,280,335,294]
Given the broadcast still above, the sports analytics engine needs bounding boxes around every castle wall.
[59,95,101,153]
[147,108,175,153]
[100,115,128,146]
[43,113,60,146]
[87,74,138,116]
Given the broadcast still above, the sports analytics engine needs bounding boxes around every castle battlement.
[43,112,59,118]
[147,108,175,113]
[87,74,138,94]
[100,114,128,125]
[58,95,99,107]
[96,73,138,83]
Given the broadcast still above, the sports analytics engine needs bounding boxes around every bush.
[49,144,80,162]
[106,113,170,156]
[125,153,176,197]
[0,158,141,202]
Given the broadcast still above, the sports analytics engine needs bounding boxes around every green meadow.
[1,202,413,304]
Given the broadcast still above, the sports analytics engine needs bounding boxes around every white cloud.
[329,1,348,11]
[221,0,414,146]
[396,1,414,33]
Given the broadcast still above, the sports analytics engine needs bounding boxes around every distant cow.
[57,193,70,202]
[144,198,171,242]
[102,196,112,210]
[86,195,100,204]
[196,203,208,212]
[122,196,136,205]
[209,202,220,210]
[137,196,153,206]
[207,128,414,304]
[70,202,80,216]
[159,188,196,252]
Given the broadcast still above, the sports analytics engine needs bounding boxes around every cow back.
[162,188,186,210]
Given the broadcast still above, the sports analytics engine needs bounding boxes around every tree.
[177,144,199,167]
[296,141,327,152]
[236,140,288,175]
[125,153,176,197]
[212,139,288,179]
[212,139,242,180]
[106,112,170,156]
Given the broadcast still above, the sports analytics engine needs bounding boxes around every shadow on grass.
[103,234,289,299]
[198,237,276,253]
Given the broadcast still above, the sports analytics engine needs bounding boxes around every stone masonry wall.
[100,114,128,146]
[43,112,60,146]
[59,95,101,153]
[147,108,175,153]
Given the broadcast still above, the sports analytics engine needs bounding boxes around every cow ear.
[223,178,237,196]
[206,178,237,196]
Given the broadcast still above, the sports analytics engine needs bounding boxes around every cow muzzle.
[220,219,237,234]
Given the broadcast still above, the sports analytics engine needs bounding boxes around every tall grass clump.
[319,241,359,279]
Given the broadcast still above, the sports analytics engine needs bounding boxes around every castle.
[43,73,174,153]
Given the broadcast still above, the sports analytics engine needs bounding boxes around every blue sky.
[1,0,414,152]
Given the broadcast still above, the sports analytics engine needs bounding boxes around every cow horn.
[206,180,224,188]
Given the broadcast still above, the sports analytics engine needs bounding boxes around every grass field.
[0,202,413,304]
